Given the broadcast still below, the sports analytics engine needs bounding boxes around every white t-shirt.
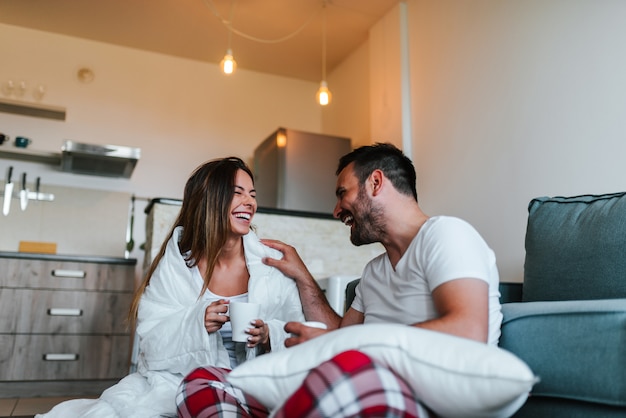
[352,216,503,345]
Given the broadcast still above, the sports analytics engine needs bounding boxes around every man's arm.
[339,307,364,327]
[260,239,341,329]
[413,278,489,343]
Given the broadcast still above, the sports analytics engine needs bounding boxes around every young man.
[264,142,502,346]
[177,143,502,418]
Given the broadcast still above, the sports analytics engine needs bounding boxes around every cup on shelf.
[0,133,9,145]
[14,136,32,148]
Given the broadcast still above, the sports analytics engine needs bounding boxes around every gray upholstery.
[500,299,626,416]
[523,192,626,301]
[506,192,626,417]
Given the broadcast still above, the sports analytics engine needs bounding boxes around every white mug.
[301,321,328,330]
[229,302,261,342]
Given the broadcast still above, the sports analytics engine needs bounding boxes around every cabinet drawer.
[0,334,131,380]
[0,288,132,334]
[0,258,134,291]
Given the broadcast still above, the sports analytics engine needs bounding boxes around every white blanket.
[37,227,305,418]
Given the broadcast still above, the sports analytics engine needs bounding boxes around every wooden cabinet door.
[0,288,132,334]
[0,258,134,291]
[0,334,131,380]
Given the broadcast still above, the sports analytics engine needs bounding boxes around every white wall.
[369,5,403,150]
[327,0,626,283]
[323,41,371,149]
[406,0,626,282]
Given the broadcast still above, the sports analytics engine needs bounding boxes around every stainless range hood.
[61,140,140,178]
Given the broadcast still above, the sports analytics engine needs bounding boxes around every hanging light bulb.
[220,48,237,75]
[316,81,332,106]
[317,3,331,105]
[220,0,237,76]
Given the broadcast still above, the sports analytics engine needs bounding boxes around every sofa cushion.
[228,323,537,418]
[524,192,626,302]
[499,299,626,407]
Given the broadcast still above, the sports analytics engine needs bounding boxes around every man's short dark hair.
[336,143,418,201]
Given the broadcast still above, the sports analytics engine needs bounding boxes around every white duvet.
[37,226,305,418]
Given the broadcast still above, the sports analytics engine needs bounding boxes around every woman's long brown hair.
[127,157,254,326]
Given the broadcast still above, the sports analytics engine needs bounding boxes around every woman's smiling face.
[229,169,257,236]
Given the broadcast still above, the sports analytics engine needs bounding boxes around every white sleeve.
[420,218,493,290]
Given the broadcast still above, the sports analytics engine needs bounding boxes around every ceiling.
[0,0,399,82]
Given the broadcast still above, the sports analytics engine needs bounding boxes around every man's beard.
[349,187,385,246]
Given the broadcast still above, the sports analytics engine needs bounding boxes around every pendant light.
[220,48,236,75]
[316,3,331,106]
[220,0,237,75]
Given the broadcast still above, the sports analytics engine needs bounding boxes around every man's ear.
[369,169,384,196]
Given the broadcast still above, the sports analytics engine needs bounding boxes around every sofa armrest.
[499,282,523,303]
[499,298,626,407]
[344,278,360,313]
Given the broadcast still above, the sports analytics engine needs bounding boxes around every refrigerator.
[253,128,351,214]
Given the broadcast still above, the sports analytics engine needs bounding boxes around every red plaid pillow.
[275,350,428,418]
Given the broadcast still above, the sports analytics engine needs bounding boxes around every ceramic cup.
[0,133,9,145]
[301,321,328,329]
[229,301,261,342]
[14,136,32,148]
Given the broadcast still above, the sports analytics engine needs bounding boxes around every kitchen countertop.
[0,251,137,265]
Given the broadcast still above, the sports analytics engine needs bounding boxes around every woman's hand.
[204,299,229,333]
[246,319,270,351]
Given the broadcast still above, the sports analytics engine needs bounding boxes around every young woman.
[38,157,305,418]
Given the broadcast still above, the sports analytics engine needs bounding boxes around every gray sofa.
[345,192,626,417]
[498,192,626,417]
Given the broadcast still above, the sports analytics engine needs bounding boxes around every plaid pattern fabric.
[274,350,428,418]
[176,350,429,418]
[176,366,270,418]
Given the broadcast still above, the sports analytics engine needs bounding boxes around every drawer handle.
[48,308,83,316]
[51,269,86,278]
[43,353,79,361]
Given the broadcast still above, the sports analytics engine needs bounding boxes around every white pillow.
[227,323,537,418]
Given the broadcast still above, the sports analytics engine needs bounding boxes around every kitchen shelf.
[0,147,61,166]
[0,98,66,121]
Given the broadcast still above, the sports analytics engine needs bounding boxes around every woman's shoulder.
[243,229,283,260]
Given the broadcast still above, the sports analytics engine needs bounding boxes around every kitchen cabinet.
[0,252,136,397]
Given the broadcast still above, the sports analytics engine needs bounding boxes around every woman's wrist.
[261,324,271,352]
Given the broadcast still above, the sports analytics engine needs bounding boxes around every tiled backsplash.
[144,201,384,280]
[0,183,131,256]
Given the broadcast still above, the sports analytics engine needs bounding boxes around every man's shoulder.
[425,215,472,228]
[421,216,480,238]
[362,252,389,276]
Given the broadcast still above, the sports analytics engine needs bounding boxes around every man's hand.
[260,239,312,284]
[261,239,341,328]
[283,321,329,347]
